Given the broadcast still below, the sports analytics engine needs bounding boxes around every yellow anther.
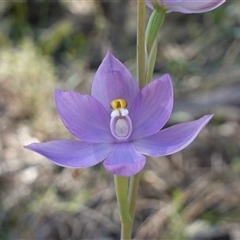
[110,99,127,109]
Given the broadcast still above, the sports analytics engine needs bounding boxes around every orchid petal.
[25,140,113,168]
[103,143,146,177]
[167,0,225,13]
[134,115,213,156]
[91,52,139,113]
[161,0,183,5]
[130,74,173,140]
[146,0,183,9]
[55,89,114,143]
[146,0,225,13]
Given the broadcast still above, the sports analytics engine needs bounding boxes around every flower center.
[110,99,132,141]
[110,98,127,109]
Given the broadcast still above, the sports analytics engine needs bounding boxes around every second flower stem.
[137,0,146,88]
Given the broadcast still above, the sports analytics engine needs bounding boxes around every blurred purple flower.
[25,52,212,177]
[146,0,225,13]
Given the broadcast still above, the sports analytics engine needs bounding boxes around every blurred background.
[0,0,240,239]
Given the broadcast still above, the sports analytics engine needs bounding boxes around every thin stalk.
[145,38,158,84]
[123,1,146,237]
[137,0,146,88]
[115,1,145,239]
[128,172,141,221]
[145,7,165,56]
[114,175,132,240]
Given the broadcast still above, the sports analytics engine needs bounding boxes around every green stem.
[145,7,165,56]
[137,0,146,88]
[114,175,132,240]
[128,172,141,221]
[145,38,158,84]
[115,1,145,239]
[124,1,145,237]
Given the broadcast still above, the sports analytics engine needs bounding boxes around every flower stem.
[128,172,141,221]
[145,39,158,84]
[137,0,146,88]
[145,6,165,84]
[114,2,146,239]
[114,175,132,240]
[119,1,146,238]
[145,6,165,56]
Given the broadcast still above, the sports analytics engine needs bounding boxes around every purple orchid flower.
[25,52,212,177]
[146,0,225,14]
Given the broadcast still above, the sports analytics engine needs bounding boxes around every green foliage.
[202,210,222,225]
[231,157,240,175]
[38,20,74,55]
